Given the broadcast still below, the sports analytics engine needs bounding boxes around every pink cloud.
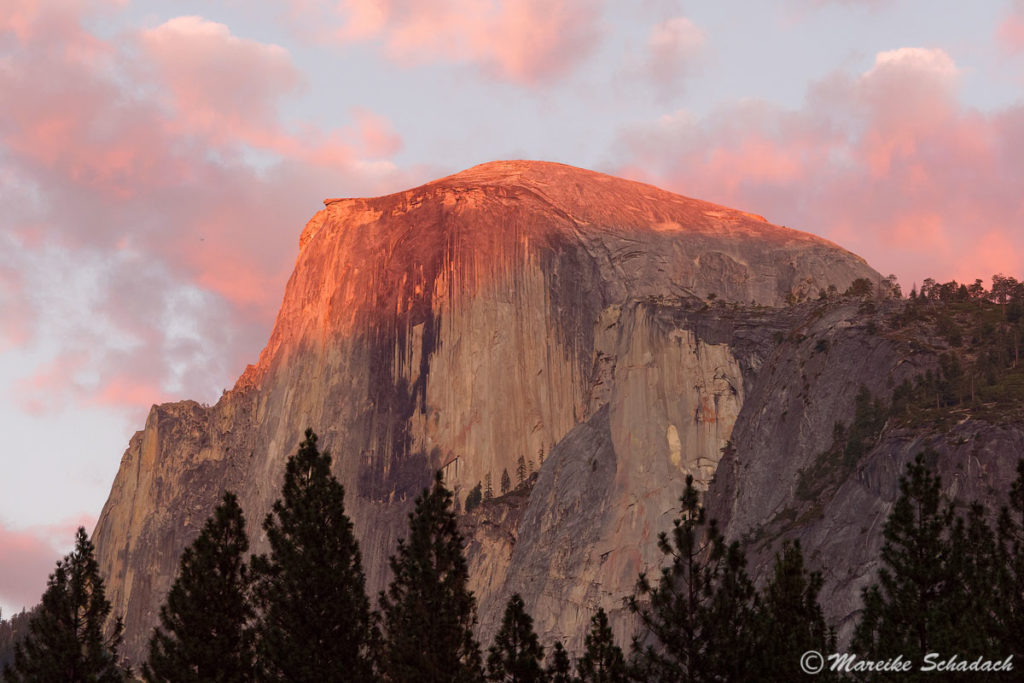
[0,516,95,613]
[0,3,414,416]
[613,47,1024,289]
[645,16,704,93]
[326,0,603,84]
[138,16,301,146]
[999,1,1024,54]
[351,107,403,158]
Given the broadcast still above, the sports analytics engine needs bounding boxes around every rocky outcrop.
[92,160,881,664]
[703,299,1024,644]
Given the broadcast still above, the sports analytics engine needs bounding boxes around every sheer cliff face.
[92,160,879,662]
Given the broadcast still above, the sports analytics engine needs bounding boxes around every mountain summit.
[93,161,879,662]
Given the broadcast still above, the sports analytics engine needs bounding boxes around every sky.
[2,0,1024,616]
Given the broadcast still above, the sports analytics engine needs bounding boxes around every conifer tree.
[379,471,483,682]
[852,451,960,663]
[694,540,757,682]
[4,527,129,682]
[516,457,527,485]
[251,429,375,682]
[0,608,33,671]
[576,608,626,683]
[465,482,483,513]
[501,469,511,495]
[997,459,1024,663]
[486,594,545,682]
[627,474,758,682]
[546,642,572,683]
[947,502,1004,656]
[485,473,494,500]
[753,541,835,680]
[142,492,254,683]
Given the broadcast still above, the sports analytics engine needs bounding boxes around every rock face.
[702,299,1024,644]
[92,160,882,664]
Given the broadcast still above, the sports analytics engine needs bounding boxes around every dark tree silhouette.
[5,528,129,682]
[486,594,544,682]
[251,429,375,682]
[852,451,961,662]
[576,608,627,683]
[379,471,483,682]
[628,474,758,682]
[143,492,255,683]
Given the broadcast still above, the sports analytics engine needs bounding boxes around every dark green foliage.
[4,528,129,682]
[753,541,835,680]
[576,608,626,683]
[795,386,886,502]
[882,272,1024,426]
[695,540,757,681]
[379,471,484,682]
[627,475,758,682]
[1008,299,1023,324]
[251,429,375,682]
[466,482,484,513]
[947,503,1004,655]
[843,386,887,464]
[845,277,874,298]
[546,642,571,683]
[501,469,511,495]
[881,273,902,299]
[486,594,544,682]
[143,492,254,683]
[852,451,962,665]
[991,273,1020,309]
[0,609,34,671]
[997,459,1024,663]
[849,453,1024,679]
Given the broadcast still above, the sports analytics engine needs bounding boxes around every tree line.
[5,429,1024,681]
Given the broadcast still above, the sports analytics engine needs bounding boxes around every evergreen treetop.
[545,641,572,683]
[576,608,627,683]
[627,474,758,683]
[379,471,483,682]
[251,428,375,682]
[142,491,255,683]
[753,541,835,680]
[852,450,961,662]
[997,459,1024,665]
[486,594,545,682]
[465,482,484,514]
[4,528,129,683]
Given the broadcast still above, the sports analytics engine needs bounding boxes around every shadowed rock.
[92,160,881,664]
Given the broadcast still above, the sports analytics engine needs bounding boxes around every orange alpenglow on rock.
[92,160,879,662]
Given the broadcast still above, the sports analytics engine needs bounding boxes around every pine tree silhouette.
[852,451,962,663]
[576,608,627,682]
[5,528,129,682]
[251,429,375,681]
[379,471,483,682]
[486,594,544,682]
[627,474,758,682]
[752,541,835,680]
[143,492,254,682]
[545,641,571,683]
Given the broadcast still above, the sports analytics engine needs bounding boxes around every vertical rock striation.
[92,160,880,663]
